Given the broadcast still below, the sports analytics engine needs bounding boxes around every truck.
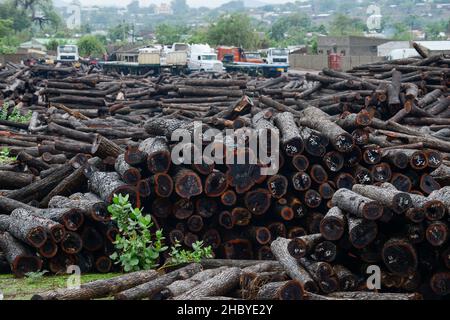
[267,48,289,65]
[100,47,188,76]
[217,46,264,64]
[187,44,223,73]
[57,45,79,62]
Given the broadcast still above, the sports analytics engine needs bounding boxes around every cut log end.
[147,151,171,174]
[13,256,43,278]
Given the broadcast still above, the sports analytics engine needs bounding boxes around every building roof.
[378,41,450,52]
[416,41,450,51]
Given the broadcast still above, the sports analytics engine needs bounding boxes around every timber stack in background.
[0,43,449,300]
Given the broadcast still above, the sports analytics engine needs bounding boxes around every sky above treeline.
[73,0,295,8]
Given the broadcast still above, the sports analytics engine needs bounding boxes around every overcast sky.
[74,0,294,8]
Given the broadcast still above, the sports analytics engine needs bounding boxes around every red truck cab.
[217,46,264,64]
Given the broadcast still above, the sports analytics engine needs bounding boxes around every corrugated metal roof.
[378,41,450,52]
[416,41,450,51]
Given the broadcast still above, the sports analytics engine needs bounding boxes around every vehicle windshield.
[174,44,188,51]
[245,53,261,59]
[201,54,217,60]
[58,46,77,53]
[271,49,288,56]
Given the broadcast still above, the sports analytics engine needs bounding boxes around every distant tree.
[425,21,447,40]
[0,19,13,37]
[80,24,92,35]
[77,35,106,58]
[206,13,258,49]
[14,0,61,30]
[108,23,131,42]
[270,13,312,41]
[328,14,366,36]
[171,0,189,15]
[46,39,59,51]
[309,36,318,54]
[155,24,187,45]
[187,27,208,44]
[392,22,413,40]
[316,24,327,35]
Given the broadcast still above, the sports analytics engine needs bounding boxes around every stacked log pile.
[0,46,449,299]
[30,260,422,300]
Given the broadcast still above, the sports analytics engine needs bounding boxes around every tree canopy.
[206,13,258,49]
[77,35,106,58]
[329,14,366,36]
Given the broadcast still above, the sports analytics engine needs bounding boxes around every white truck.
[188,44,223,72]
[57,45,79,62]
[267,48,289,65]
[164,43,189,66]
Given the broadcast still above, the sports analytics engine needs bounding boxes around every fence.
[289,54,384,71]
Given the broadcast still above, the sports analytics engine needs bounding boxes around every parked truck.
[188,44,224,72]
[56,45,79,62]
[267,48,289,65]
[217,46,264,64]
[100,47,188,75]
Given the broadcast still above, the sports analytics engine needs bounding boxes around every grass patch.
[0,273,121,300]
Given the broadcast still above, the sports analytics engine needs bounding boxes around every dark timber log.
[38,238,58,258]
[256,280,305,300]
[17,151,50,171]
[347,215,378,249]
[174,267,241,300]
[298,107,354,152]
[11,208,65,243]
[320,207,345,241]
[87,170,138,206]
[425,221,448,246]
[381,238,418,275]
[5,164,73,201]
[352,184,413,214]
[114,154,141,185]
[115,263,203,300]
[273,112,304,156]
[204,171,228,197]
[333,265,358,291]
[331,188,383,220]
[159,267,228,299]
[0,231,43,277]
[60,231,83,254]
[0,171,35,189]
[244,188,271,216]
[32,269,160,300]
[138,137,171,174]
[91,135,124,159]
[0,215,47,248]
[40,165,87,207]
[221,190,237,206]
[174,168,203,199]
[267,174,288,199]
[287,234,322,259]
[48,195,108,223]
[149,173,173,198]
[270,237,319,293]
[430,272,450,296]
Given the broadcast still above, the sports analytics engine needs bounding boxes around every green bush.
[108,194,212,272]
[77,35,105,58]
[0,147,16,164]
[0,102,32,123]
